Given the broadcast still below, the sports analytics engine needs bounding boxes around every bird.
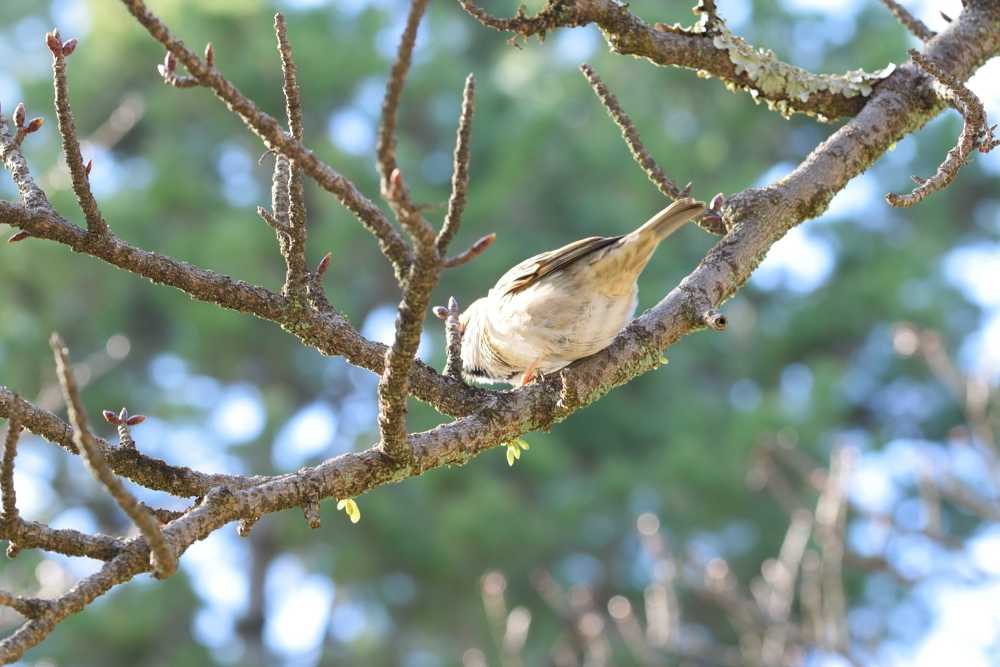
[460,197,706,385]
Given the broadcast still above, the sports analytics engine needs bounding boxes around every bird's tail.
[631,198,706,242]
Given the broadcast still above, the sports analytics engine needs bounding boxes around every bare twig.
[437,73,477,256]
[1,416,22,525]
[0,591,51,620]
[813,446,853,651]
[0,516,126,561]
[434,297,464,379]
[460,0,893,121]
[886,50,998,207]
[579,64,726,236]
[878,0,936,41]
[274,13,309,299]
[377,0,437,246]
[442,233,496,268]
[50,334,177,578]
[48,30,109,236]
[120,0,414,279]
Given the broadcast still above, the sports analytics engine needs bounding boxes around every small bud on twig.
[204,42,214,67]
[13,102,25,128]
[102,410,120,425]
[25,117,44,134]
[316,252,332,278]
[7,231,30,244]
[126,415,146,426]
[432,306,449,320]
[85,159,93,177]
[45,30,62,57]
[61,38,78,56]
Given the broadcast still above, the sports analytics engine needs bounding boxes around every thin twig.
[886,50,998,207]
[50,334,177,578]
[878,0,936,41]
[442,233,495,268]
[434,297,464,379]
[1,416,21,524]
[120,0,414,279]
[579,64,726,236]
[275,13,309,299]
[437,73,477,256]
[48,30,109,236]
[376,0,437,245]
[376,239,441,463]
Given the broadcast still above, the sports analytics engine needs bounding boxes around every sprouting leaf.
[336,498,361,523]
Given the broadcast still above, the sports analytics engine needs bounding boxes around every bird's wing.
[495,235,622,296]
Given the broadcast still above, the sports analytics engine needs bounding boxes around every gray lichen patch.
[709,24,896,118]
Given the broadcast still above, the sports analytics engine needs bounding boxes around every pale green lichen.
[703,21,895,118]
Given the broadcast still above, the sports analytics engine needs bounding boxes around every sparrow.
[460,197,706,385]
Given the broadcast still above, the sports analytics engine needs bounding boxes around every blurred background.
[1,0,999,665]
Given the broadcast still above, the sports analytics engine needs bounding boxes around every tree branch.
[437,73,478,256]
[119,0,414,280]
[458,0,896,121]
[885,49,998,207]
[0,1,996,656]
[434,297,464,380]
[47,30,109,237]
[50,334,177,578]
[274,13,309,299]
[579,63,726,235]
[1,415,21,525]
[878,0,936,41]
[376,0,436,246]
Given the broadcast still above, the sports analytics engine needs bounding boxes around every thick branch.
[376,240,441,462]
[886,49,998,207]
[50,334,176,578]
[458,0,895,121]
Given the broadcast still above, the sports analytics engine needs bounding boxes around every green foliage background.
[1,0,997,665]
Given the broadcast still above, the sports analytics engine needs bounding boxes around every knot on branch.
[301,472,323,529]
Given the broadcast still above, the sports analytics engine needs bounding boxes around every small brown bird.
[460,198,705,385]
